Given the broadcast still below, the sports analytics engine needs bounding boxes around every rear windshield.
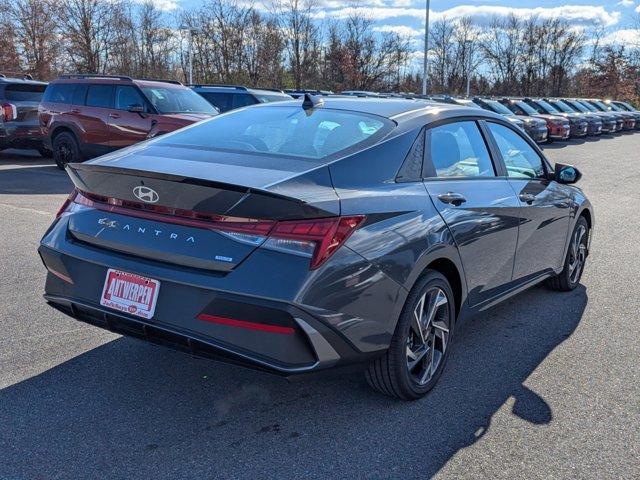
[253,93,290,104]
[4,83,46,101]
[157,106,393,161]
[141,87,217,114]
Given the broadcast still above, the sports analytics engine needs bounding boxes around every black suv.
[191,85,292,112]
[0,74,49,157]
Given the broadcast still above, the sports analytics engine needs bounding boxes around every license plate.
[100,269,160,319]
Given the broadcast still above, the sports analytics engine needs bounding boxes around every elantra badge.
[133,186,159,203]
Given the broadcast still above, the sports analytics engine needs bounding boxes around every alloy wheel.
[568,224,587,284]
[406,287,451,386]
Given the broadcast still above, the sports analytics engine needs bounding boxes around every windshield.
[455,99,481,109]
[588,101,607,112]
[606,102,621,112]
[515,101,539,115]
[618,101,636,111]
[578,101,598,112]
[566,100,588,113]
[536,100,560,113]
[156,106,394,161]
[141,87,217,114]
[550,100,575,114]
[484,100,513,115]
[4,83,46,102]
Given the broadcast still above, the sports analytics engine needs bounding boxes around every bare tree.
[60,0,121,73]
[0,1,21,74]
[274,0,322,89]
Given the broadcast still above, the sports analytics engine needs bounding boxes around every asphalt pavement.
[0,135,638,479]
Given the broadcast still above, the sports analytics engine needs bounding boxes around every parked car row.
[0,72,637,169]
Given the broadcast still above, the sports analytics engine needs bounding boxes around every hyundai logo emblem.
[133,186,159,203]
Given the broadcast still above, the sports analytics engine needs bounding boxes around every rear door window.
[86,85,114,109]
[488,123,546,179]
[43,84,77,104]
[4,83,46,101]
[425,121,495,178]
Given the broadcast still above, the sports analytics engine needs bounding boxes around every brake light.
[1,103,17,122]
[55,189,78,218]
[268,216,366,269]
[64,190,365,269]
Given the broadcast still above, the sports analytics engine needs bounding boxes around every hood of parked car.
[533,114,569,124]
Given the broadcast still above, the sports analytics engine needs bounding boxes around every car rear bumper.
[39,242,383,375]
[0,121,44,149]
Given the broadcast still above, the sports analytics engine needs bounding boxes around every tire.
[365,270,456,400]
[38,147,53,158]
[52,131,80,170]
[547,216,589,291]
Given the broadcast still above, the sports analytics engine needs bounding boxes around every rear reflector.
[197,313,295,335]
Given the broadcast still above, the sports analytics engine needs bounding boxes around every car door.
[422,120,521,307]
[83,84,114,156]
[486,122,572,281]
[108,85,154,148]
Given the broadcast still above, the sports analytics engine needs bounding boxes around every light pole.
[180,26,198,84]
[421,0,430,96]
[465,40,473,97]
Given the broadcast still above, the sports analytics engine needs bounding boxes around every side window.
[488,123,546,179]
[43,84,76,104]
[86,85,113,109]
[201,92,231,112]
[426,121,495,178]
[72,84,87,105]
[114,86,147,111]
[232,93,257,109]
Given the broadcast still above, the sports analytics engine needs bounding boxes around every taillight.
[55,189,78,218]
[266,216,366,269]
[1,103,17,122]
[63,190,365,269]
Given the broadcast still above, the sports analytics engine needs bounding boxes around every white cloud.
[135,0,180,11]
[316,5,622,28]
[373,25,422,38]
[617,0,634,7]
[599,28,640,45]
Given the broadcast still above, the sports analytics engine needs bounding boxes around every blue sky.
[151,0,640,46]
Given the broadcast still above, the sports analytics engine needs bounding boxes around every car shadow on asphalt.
[0,284,587,478]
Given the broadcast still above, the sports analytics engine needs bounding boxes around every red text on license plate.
[100,269,160,319]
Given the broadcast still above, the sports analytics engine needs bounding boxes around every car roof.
[50,75,185,89]
[0,76,47,86]
[190,85,289,96]
[250,96,505,123]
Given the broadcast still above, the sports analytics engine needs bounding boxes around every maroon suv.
[39,75,218,169]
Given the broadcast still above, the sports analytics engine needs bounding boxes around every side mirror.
[127,104,144,113]
[555,163,582,184]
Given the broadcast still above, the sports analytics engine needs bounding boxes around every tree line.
[1,0,638,103]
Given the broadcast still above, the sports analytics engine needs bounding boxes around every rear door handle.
[71,108,80,114]
[437,192,467,206]
[108,113,120,119]
[519,193,536,204]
